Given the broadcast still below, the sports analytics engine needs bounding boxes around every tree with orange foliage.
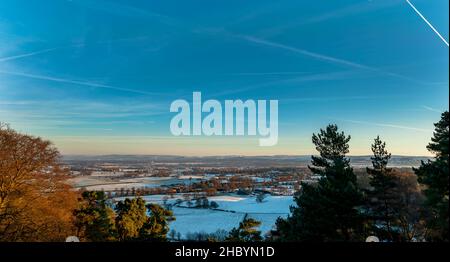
[0,123,79,241]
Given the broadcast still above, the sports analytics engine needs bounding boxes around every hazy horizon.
[61,153,431,158]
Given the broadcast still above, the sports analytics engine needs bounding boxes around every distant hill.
[63,155,429,168]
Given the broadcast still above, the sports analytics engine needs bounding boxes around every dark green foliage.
[115,198,147,241]
[256,192,267,203]
[226,216,262,242]
[363,136,425,241]
[192,197,212,208]
[139,203,175,241]
[365,136,398,240]
[74,191,117,241]
[195,198,202,207]
[275,124,363,241]
[426,111,449,158]
[415,111,449,241]
[75,193,174,242]
[210,201,219,209]
[201,197,209,208]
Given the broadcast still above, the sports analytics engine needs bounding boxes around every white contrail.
[342,119,433,132]
[422,105,442,113]
[236,34,373,70]
[406,0,449,47]
[0,70,156,95]
[0,48,58,62]
[230,33,427,85]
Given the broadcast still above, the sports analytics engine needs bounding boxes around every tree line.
[74,192,174,241]
[273,112,448,242]
[0,111,448,241]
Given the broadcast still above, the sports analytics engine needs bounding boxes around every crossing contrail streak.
[406,0,449,47]
[0,70,157,96]
[0,48,58,62]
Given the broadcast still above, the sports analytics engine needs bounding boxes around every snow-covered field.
[169,207,245,237]
[68,176,201,191]
[207,195,294,214]
[71,173,296,239]
[118,194,295,239]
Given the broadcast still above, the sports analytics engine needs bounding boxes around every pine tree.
[365,136,398,241]
[275,124,363,241]
[139,203,175,241]
[415,111,449,241]
[74,191,117,241]
[226,216,262,242]
[115,197,147,241]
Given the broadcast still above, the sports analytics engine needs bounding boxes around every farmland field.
[115,194,295,239]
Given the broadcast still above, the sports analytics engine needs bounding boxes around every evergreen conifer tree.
[415,111,449,241]
[276,124,363,241]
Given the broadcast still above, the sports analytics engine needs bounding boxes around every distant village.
[66,159,318,200]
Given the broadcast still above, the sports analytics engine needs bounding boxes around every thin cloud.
[0,47,58,62]
[342,119,433,133]
[1,108,166,119]
[224,2,283,28]
[51,135,174,139]
[68,0,182,28]
[0,36,165,64]
[0,100,36,106]
[223,71,308,76]
[259,0,403,37]
[0,70,159,96]
[237,34,371,70]
[281,96,387,104]
[422,105,442,113]
[212,71,357,96]
[228,33,428,85]
[0,98,169,126]
[304,0,402,25]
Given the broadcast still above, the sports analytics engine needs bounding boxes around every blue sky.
[0,0,448,156]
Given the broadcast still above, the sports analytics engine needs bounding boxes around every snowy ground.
[68,176,201,191]
[207,195,294,214]
[117,194,295,239]
[169,207,245,237]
